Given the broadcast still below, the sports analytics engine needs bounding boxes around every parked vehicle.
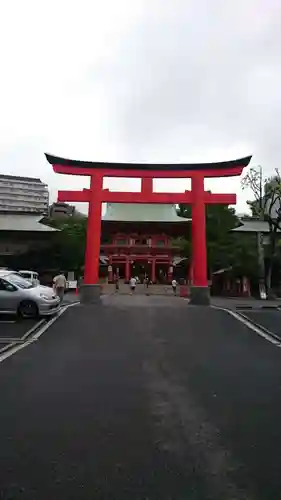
[19,270,40,286]
[0,270,60,318]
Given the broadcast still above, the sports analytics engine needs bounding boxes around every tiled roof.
[102,203,190,223]
[0,214,59,232]
[232,219,280,233]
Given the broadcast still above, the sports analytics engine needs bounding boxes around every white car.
[0,270,60,318]
[19,270,40,286]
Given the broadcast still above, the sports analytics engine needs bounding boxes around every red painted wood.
[191,175,208,287]
[204,192,236,204]
[125,258,130,281]
[100,190,236,205]
[84,174,102,284]
[53,164,244,178]
[52,157,246,287]
[57,190,89,203]
[152,258,156,283]
[141,178,153,195]
[58,188,236,205]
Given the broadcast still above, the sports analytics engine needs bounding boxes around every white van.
[19,270,40,287]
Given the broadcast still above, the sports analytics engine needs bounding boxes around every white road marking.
[0,321,16,324]
[213,306,281,348]
[0,338,24,343]
[21,318,46,340]
[0,343,16,354]
[0,303,78,364]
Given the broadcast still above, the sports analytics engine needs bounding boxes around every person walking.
[53,272,67,303]
[130,276,136,294]
[172,279,177,296]
[144,276,149,290]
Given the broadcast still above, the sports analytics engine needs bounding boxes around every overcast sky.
[1,0,280,214]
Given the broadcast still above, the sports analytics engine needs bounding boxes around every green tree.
[12,216,88,275]
[45,216,88,272]
[179,203,236,268]
[241,167,281,294]
[177,202,259,279]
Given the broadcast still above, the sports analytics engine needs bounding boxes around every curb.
[234,305,280,310]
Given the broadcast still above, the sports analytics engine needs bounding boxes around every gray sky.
[1,0,280,214]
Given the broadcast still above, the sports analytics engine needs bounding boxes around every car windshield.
[19,272,30,278]
[7,273,34,289]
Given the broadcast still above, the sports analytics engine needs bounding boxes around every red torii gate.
[46,154,252,304]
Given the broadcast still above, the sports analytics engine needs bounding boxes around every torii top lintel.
[45,153,252,179]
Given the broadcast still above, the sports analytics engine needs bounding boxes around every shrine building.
[100,203,190,283]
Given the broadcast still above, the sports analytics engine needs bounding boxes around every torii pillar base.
[80,284,101,304]
[189,286,210,306]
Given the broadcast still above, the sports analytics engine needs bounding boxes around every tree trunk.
[266,227,277,299]
[257,232,266,298]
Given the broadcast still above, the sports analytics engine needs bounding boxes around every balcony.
[100,242,181,251]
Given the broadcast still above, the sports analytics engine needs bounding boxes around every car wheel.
[18,300,38,319]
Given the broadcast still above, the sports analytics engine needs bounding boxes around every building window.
[115,238,128,245]
[156,239,166,246]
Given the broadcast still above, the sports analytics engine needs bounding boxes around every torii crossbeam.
[46,154,252,304]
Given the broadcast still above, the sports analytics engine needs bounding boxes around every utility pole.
[257,165,266,298]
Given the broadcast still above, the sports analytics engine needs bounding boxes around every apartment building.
[0,174,49,214]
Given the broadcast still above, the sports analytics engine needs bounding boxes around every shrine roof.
[46,153,252,173]
[232,219,280,233]
[0,214,59,232]
[102,204,190,223]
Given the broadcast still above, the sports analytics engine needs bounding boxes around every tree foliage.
[241,166,281,291]
[241,167,281,227]
[9,216,88,274]
[178,203,259,278]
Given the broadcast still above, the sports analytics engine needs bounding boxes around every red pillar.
[191,174,208,287]
[141,177,153,195]
[125,257,130,282]
[152,258,156,283]
[84,173,103,285]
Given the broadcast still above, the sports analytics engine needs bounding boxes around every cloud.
[0,0,280,213]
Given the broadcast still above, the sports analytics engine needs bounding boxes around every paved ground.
[0,296,281,499]
[0,315,39,340]
[211,296,281,309]
[242,309,281,339]
[0,294,77,340]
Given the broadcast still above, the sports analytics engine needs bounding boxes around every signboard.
[67,280,77,289]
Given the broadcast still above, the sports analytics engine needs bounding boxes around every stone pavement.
[0,295,280,498]
[101,283,179,295]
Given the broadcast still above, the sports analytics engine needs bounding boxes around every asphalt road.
[242,310,281,339]
[0,315,39,340]
[0,292,78,340]
[0,296,281,499]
